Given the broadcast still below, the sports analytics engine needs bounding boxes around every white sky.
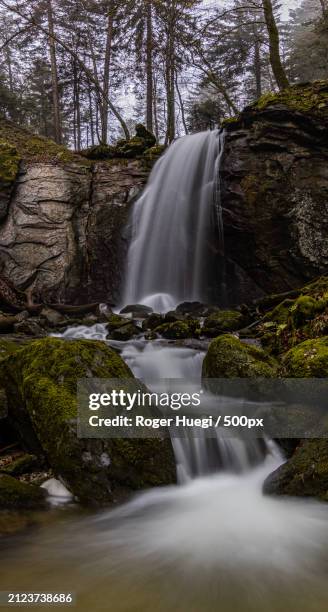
[204,1,301,20]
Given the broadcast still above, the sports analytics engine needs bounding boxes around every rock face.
[221,82,328,302]
[0,159,147,305]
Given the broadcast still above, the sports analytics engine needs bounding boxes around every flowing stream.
[2,335,328,612]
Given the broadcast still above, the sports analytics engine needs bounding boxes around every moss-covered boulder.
[263,439,328,500]
[154,320,198,340]
[0,338,175,505]
[142,313,164,331]
[202,334,277,378]
[109,323,140,341]
[281,337,328,377]
[0,474,47,510]
[202,310,244,337]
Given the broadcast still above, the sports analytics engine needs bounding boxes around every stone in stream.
[0,338,176,505]
[202,310,244,337]
[0,474,47,510]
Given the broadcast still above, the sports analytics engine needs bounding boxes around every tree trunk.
[165,30,175,143]
[46,0,62,143]
[88,84,95,146]
[175,73,188,134]
[146,0,153,133]
[253,26,262,99]
[101,2,114,143]
[262,0,289,90]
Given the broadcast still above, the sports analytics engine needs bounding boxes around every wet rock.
[14,318,46,336]
[109,323,140,341]
[0,474,47,510]
[40,307,67,327]
[142,313,164,331]
[263,439,328,501]
[176,302,208,316]
[120,304,153,317]
[154,320,199,340]
[202,310,244,337]
[281,337,328,378]
[221,81,328,302]
[202,334,277,378]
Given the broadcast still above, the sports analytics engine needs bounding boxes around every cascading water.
[123,130,224,312]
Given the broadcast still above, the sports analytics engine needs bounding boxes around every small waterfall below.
[123,130,224,312]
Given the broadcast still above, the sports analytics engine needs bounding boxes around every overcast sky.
[205,1,301,20]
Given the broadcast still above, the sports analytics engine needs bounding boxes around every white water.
[123,130,224,312]
[3,340,328,611]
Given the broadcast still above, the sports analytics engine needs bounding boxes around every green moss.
[1,454,39,477]
[0,119,89,166]
[221,116,240,128]
[258,276,328,354]
[0,139,20,185]
[81,144,116,160]
[202,334,277,378]
[142,313,164,331]
[106,314,130,332]
[154,321,194,339]
[253,80,328,119]
[0,474,47,510]
[109,323,140,341]
[282,336,328,377]
[203,310,244,337]
[263,439,328,500]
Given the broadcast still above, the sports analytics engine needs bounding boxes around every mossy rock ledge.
[0,338,176,505]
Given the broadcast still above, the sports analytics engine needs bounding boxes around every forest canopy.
[0,0,327,148]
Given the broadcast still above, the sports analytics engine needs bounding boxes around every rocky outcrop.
[0,158,148,305]
[221,81,328,301]
[85,160,148,304]
[0,120,154,306]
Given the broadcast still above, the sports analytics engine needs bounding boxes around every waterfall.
[123,130,224,312]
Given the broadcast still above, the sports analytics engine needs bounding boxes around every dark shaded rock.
[14,319,46,336]
[106,314,130,332]
[109,323,140,341]
[120,304,153,316]
[0,474,47,510]
[176,302,207,316]
[263,439,328,501]
[221,81,328,302]
[142,313,164,331]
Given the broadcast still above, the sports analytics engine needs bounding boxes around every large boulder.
[221,81,328,303]
[0,338,176,505]
[202,334,277,378]
[263,439,328,500]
